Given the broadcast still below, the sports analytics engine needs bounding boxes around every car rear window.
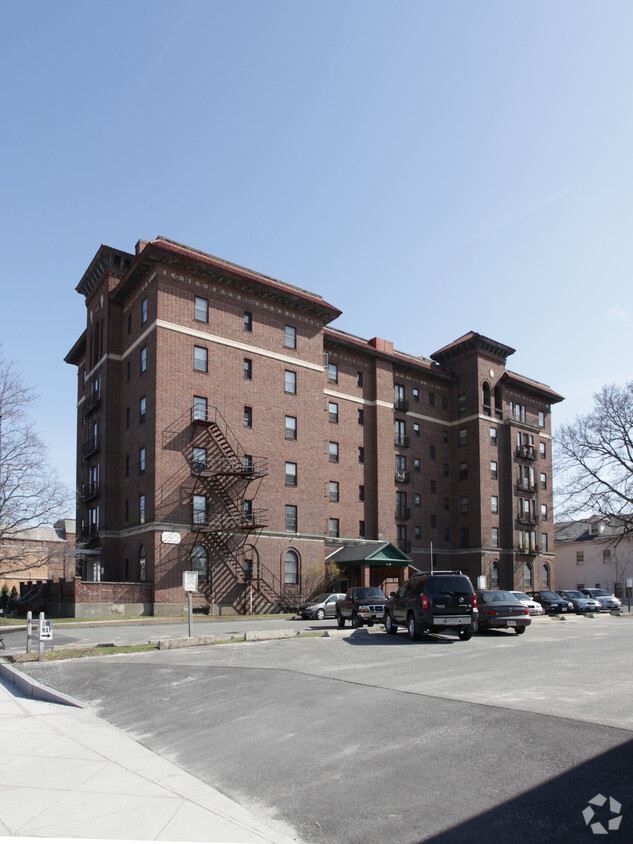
[429,576,473,594]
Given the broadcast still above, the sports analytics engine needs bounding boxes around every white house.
[554,516,632,598]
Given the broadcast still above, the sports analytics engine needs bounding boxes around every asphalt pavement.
[12,613,633,843]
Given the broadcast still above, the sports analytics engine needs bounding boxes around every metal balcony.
[516,445,536,460]
[82,438,101,460]
[395,470,410,484]
[395,506,411,520]
[394,435,410,448]
[394,399,409,412]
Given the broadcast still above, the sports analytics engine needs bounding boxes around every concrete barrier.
[244,629,299,641]
[157,635,216,649]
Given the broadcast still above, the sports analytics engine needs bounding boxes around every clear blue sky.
[1,1,632,497]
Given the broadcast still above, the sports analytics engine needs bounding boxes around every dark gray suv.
[384,571,478,641]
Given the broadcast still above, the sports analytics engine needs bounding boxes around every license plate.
[436,616,470,625]
[507,620,516,626]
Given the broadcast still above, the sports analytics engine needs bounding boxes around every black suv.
[384,571,478,641]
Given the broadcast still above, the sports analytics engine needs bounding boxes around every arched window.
[138,545,146,582]
[524,562,533,590]
[191,545,208,583]
[542,563,550,589]
[491,561,499,588]
[482,383,491,416]
[284,550,299,584]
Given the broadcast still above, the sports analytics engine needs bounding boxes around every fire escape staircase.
[191,406,291,611]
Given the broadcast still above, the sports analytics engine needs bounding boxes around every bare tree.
[554,382,633,537]
[0,349,72,574]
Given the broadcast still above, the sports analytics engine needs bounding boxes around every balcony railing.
[516,445,536,460]
[82,437,101,460]
[394,399,409,412]
[395,470,410,484]
[516,479,536,492]
[517,514,538,526]
[395,506,411,520]
[394,435,410,448]
[84,391,101,416]
[81,482,100,502]
[397,538,411,553]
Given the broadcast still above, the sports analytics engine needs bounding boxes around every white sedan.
[511,591,544,615]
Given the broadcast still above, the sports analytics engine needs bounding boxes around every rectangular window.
[329,441,339,462]
[458,428,467,446]
[442,395,449,410]
[443,429,449,444]
[443,463,449,478]
[285,505,297,533]
[285,370,297,394]
[395,419,407,447]
[414,493,421,507]
[460,527,469,548]
[542,533,549,552]
[243,454,253,471]
[139,396,146,423]
[359,520,365,537]
[193,446,207,473]
[492,527,499,548]
[329,481,339,502]
[285,462,297,486]
[358,446,364,463]
[328,401,339,423]
[444,527,450,542]
[357,371,363,387]
[244,499,253,519]
[244,358,252,380]
[430,514,437,529]
[541,504,548,520]
[194,346,208,372]
[576,551,584,564]
[490,427,497,446]
[193,494,206,525]
[603,549,612,564]
[540,473,547,489]
[140,346,147,373]
[444,497,450,511]
[412,388,419,402]
[459,462,468,480]
[457,395,466,413]
[359,485,365,502]
[328,362,338,383]
[394,384,406,411]
[284,325,296,349]
[328,518,340,538]
[491,460,498,479]
[139,447,146,473]
[459,496,469,514]
[244,311,252,331]
[244,406,252,427]
[540,441,546,458]
[429,392,435,407]
[430,479,437,494]
[141,297,148,324]
[414,458,421,472]
[285,415,297,439]
[414,423,421,437]
[358,408,364,425]
[193,395,207,421]
[491,495,498,514]
[139,494,146,524]
[538,411,545,427]
[195,296,209,322]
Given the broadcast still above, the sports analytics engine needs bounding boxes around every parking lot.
[18,614,633,842]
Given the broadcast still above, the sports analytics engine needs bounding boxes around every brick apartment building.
[65,236,563,615]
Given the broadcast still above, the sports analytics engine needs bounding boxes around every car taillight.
[522,608,530,615]
[485,608,498,616]
[422,595,429,610]
[472,594,477,609]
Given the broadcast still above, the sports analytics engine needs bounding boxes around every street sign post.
[26,612,53,660]
[182,571,199,637]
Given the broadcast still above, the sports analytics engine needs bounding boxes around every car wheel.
[351,613,362,628]
[315,609,325,620]
[458,627,472,641]
[385,612,398,635]
[514,626,526,635]
[336,612,345,628]
[407,614,420,641]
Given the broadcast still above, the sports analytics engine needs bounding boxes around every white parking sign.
[39,620,53,640]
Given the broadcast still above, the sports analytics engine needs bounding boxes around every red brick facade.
[65,237,563,614]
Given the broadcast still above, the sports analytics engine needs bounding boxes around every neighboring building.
[554,516,633,598]
[65,236,563,616]
[0,519,76,595]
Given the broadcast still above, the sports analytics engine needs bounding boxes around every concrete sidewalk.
[0,664,300,842]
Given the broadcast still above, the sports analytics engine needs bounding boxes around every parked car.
[527,590,569,614]
[336,587,388,628]
[557,590,601,614]
[510,591,544,615]
[475,591,531,634]
[556,594,575,612]
[384,570,478,641]
[580,589,622,611]
[298,592,346,620]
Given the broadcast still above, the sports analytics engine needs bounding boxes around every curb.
[0,661,84,708]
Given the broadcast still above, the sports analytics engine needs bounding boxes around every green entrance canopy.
[326,541,415,567]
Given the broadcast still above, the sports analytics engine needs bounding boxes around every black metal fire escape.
[190,405,286,612]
